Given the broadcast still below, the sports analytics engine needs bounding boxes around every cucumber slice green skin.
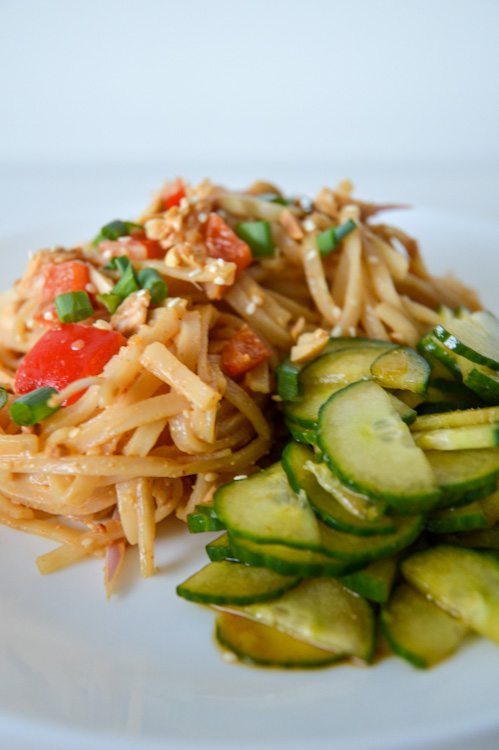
[402,545,499,644]
[318,514,425,566]
[215,612,342,669]
[411,406,499,433]
[427,502,489,534]
[283,342,395,429]
[228,533,360,577]
[371,347,431,395]
[222,577,376,662]
[214,461,322,551]
[425,378,482,405]
[439,525,499,550]
[340,556,398,604]
[463,364,499,405]
[317,379,441,514]
[206,533,240,562]
[380,583,467,669]
[304,460,387,520]
[284,419,317,446]
[413,424,499,451]
[187,504,226,534]
[436,478,498,510]
[417,334,462,382]
[282,442,397,537]
[177,561,301,606]
[388,393,417,425]
[434,313,499,372]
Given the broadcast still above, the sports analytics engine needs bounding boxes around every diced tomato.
[99,233,164,261]
[204,214,253,274]
[15,324,126,405]
[41,261,92,300]
[221,325,271,378]
[162,178,186,211]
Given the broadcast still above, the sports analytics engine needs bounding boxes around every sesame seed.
[203,472,217,482]
[349,326,356,337]
[43,311,54,321]
[85,283,96,294]
[303,219,316,232]
[94,320,112,330]
[306,249,316,261]
[331,325,342,337]
[299,196,313,211]
[187,269,201,278]
[216,258,225,267]
[179,197,189,210]
[233,475,247,481]
[245,302,256,315]
[213,277,226,286]
[69,427,80,438]
[198,212,208,223]
[25,319,34,330]
[71,339,85,351]
[103,250,112,260]
[136,289,148,298]
[166,297,181,307]
[271,394,283,402]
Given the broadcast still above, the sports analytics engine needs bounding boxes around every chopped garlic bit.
[290,328,329,364]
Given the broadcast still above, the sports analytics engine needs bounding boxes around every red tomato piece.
[162,178,186,211]
[99,234,164,261]
[15,324,126,405]
[221,325,271,378]
[204,214,253,274]
[41,261,92,300]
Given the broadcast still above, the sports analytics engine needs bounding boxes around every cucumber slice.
[340,556,398,604]
[206,533,239,562]
[481,489,499,527]
[434,311,499,372]
[388,393,417,425]
[317,379,441,513]
[380,583,467,668]
[425,449,499,499]
[304,460,387,520]
[427,502,489,534]
[425,377,482,405]
[461,361,499,405]
[402,546,499,643]
[284,419,317,446]
[318,514,424,565]
[417,333,462,382]
[371,347,430,394]
[440,525,499,550]
[220,577,375,661]
[228,534,357,577]
[283,343,395,428]
[215,611,341,669]
[276,337,391,403]
[214,461,321,550]
[392,389,425,409]
[177,561,301,605]
[187,503,226,533]
[412,406,499,433]
[282,442,397,536]
[413,424,499,451]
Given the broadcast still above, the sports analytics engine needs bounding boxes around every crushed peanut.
[290,328,329,364]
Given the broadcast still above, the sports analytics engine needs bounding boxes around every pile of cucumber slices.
[177,306,499,670]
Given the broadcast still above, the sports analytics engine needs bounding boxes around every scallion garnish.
[55,291,94,324]
[235,221,274,258]
[111,259,139,299]
[137,268,168,305]
[258,193,289,206]
[10,387,61,426]
[94,220,144,245]
[0,387,8,409]
[316,219,357,257]
[96,293,123,314]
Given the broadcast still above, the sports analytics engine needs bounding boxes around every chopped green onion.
[316,219,357,257]
[235,221,274,257]
[94,219,144,245]
[104,255,132,273]
[258,193,289,206]
[276,357,303,402]
[55,291,94,324]
[96,293,123,314]
[0,387,8,409]
[54,291,93,324]
[111,260,139,299]
[137,268,168,305]
[10,387,61,426]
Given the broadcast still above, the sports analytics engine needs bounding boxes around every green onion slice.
[96,293,123,314]
[137,268,168,305]
[0,387,8,409]
[235,221,274,257]
[316,219,357,257]
[94,220,144,245]
[10,387,61,426]
[111,260,139,299]
[55,291,94,324]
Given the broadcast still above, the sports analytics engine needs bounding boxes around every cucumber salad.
[177,306,499,670]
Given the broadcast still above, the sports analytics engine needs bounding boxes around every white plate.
[1,208,499,750]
